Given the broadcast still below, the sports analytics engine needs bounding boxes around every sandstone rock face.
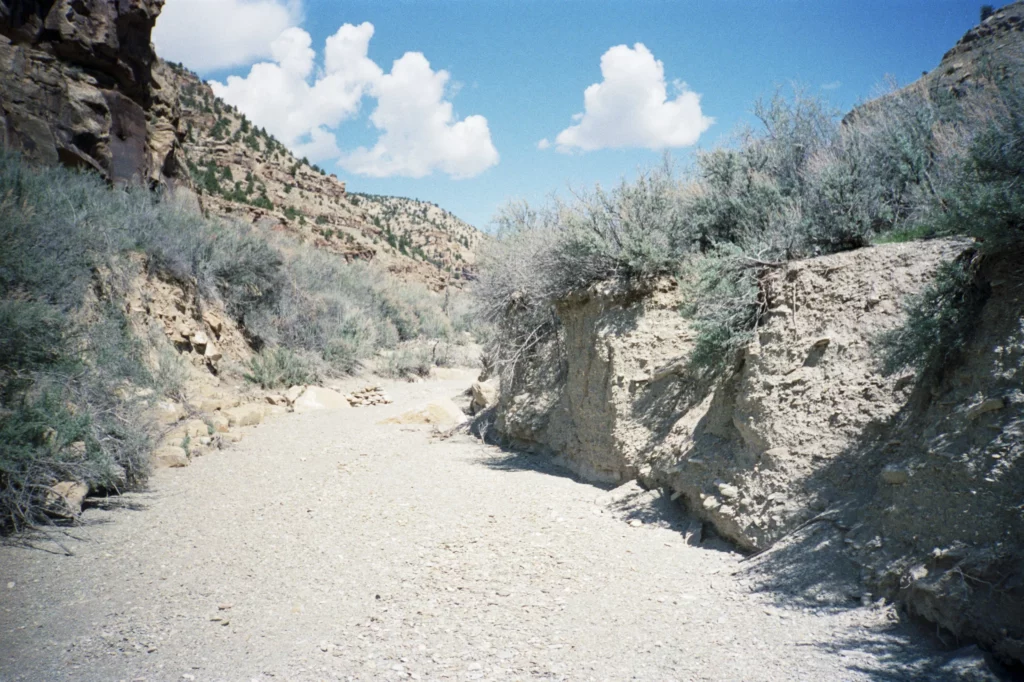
[0,0,185,186]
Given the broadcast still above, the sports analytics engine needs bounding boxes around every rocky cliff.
[162,62,482,291]
[0,0,185,185]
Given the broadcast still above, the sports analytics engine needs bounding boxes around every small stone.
[702,496,720,511]
[209,414,230,433]
[203,342,222,363]
[966,397,1005,420]
[320,641,330,652]
[717,483,739,499]
[217,603,233,610]
[628,519,643,527]
[6,582,14,589]
[880,465,909,485]
[191,330,209,350]
[202,311,223,335]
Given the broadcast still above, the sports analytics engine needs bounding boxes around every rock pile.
[345,386,393,407]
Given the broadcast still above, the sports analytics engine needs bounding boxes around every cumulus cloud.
[153,0,301,72]
[552,43,713,153]
[209,23,498,178]
[340,53,499,179]
[537,138,551,150]
[211,23,381,160]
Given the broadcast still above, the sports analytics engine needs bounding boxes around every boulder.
[182,419,209,439]
[153,446,189,468]
[224,404,263,427]
[284,385,306,404]
[203,342,222,363]
[190,330,209,351]
[966,397,1004,420]
[150,400,184,425]
[293,387,351,413]
[202,310,224,335]
[384,399,468,429]
[47,481,89,516]
[470,379,499,413]
[209,413,230,433]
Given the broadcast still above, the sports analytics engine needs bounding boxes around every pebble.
[628,519,643,527]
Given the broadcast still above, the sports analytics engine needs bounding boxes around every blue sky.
[154,0,988,230]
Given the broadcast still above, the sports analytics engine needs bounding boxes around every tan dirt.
[0,376,998,681]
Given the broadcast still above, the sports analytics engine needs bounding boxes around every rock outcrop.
[491,238,1024,664]
[0,0,185,185]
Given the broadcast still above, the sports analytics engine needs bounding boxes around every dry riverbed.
[0,376,1002,681]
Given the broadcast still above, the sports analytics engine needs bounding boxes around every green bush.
[877,255,989,375]
[680,246,765,377]
[0,301,68,375]
[874,61,1024,380]
[476,78,1002,382]
[243,347,316,389]
[380,346,433,379]
[0,151,467,531]
[928,62,1024,252]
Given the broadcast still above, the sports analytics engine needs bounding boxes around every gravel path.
[0,376,995,681]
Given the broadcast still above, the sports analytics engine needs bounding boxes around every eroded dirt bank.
[0,375,1001,681]
[490,239,1024,670]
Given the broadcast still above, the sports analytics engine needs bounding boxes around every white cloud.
[153,0,301,72]
[211,23,381,160]
[208,23,497,179]
[339,52,499,179]
[537,138,551,150]
[821,81,842,90]
[553,43,713,153]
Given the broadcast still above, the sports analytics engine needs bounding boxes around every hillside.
[161,62,482,290]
